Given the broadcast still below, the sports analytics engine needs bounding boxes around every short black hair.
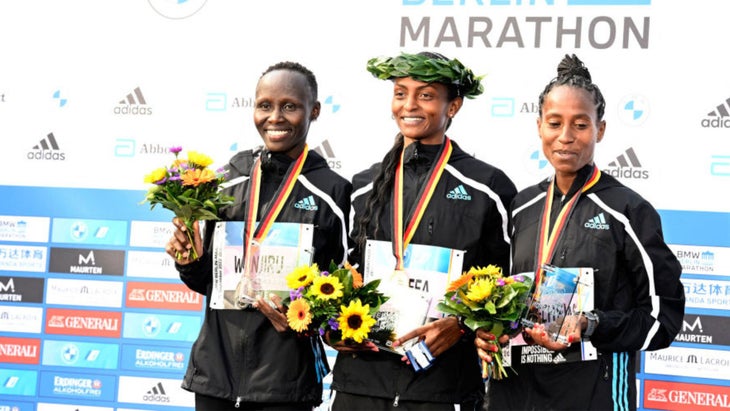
[261,61,318,102]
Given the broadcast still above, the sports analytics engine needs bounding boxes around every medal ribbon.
[244,145,308,262]
[392,138,453,271]
[534,164,601,298]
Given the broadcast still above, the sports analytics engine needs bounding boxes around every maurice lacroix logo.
[701,96,730,128]
[28,132,66,161]
[603,147,649,179]
[114,87,152,115]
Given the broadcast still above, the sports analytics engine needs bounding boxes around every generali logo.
[45,308,122,338]
[0,336,41,364]
[126,281,203,311]
[644,379,730,410]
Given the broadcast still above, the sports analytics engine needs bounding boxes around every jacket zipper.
[235,397,242,408]
[393,393,400,407]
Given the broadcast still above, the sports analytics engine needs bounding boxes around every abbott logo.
[27,132,66,161]
[114,87,152,115]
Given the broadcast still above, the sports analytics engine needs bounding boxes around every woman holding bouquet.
[477,54,684,411]
[166,61,352,410]
[328,51,517,410]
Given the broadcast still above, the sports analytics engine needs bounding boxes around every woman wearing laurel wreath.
[477,54,684,411]
[166,62,352,411]
[327,51,517,410]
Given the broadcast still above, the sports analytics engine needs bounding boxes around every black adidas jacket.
[488,164,685,411]
[331,139,517,405]
[177,148,351,406]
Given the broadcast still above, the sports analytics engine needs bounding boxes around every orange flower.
[446,272,474,292]
[181,168,216,187]
[286,298,312,332]
[345,261,363,288]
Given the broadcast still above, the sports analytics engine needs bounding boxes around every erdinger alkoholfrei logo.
[603,147,649,179]
[701,96,730,128]
[312,139,342,169]
[114,87,152,115]
[27,132,66,161]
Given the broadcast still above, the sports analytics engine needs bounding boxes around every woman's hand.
[253,293,290,333]
[393,316,462,361]
[165,217,203,265]
[522,316,581,351]
[475,328,508,364]
[324,333,380,353]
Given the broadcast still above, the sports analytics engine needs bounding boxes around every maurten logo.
[584,213,609,230]
[114,86,152,115]
[28,132,66,161]
[446,185,471,201]
[294,195,318,211]
[701,95,730,128]
[603,147,649,179]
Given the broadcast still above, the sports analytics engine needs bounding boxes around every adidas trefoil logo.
[446,184,472,201]
[294,195,318,211]
[584,213,610,230]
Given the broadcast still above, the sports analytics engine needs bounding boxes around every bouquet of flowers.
[437,265,533,380]
[142,146,234,261]
[284,261,390,344]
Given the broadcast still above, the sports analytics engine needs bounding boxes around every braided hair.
[538,54,606,121]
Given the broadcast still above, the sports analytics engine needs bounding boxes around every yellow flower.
[181,168,216,187]
[338,299,376,343]
[144,167,167,184]
[286,264,318,289]
[286,298,312,332]
[312,275,344,301]
[468,265,502,278]
[187,151,214,168]
[466,279,493,302]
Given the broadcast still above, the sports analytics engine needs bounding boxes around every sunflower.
[338,299,376,343]
[286,298,312,332]
[469,264,502,278]
[286,264,319,289]
[465,278,493,302]
[187,150,214,168]
[311,275,344,301]
[446,272,474,292]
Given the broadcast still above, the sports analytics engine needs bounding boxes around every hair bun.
[557,53,591,82]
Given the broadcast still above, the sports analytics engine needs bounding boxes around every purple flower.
[497,279,505,286]
[169,146,183,154]
[327,317,339,330]
[513,275,525,283]
[321,271,329,276]
[510,321,520,329]
[290,288,303,300]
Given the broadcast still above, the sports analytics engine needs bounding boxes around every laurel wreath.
[366,53,484,99]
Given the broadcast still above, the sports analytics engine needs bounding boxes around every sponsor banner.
[45,308,122,338]
[0,276,44,304]
[126,250,179,279]
[681,278,730,310]
[125,281,203,311]
[660,211,730,248]
[42,340,119,369]
[0,245,47,272]
[37,403,113,411]
[674,313,730,346]
[120,343,187,372]
[0,216,50,243]
[0,305,43,333]
[0,337,41,365]
[117,375,195,407]
[644,379,730,411]
[49,247,125,276]
[45,278,124,308]
[0,400,35,411]
[0,368,37,396]
[122,312,201,342]
[51,218,128,246]
[129,221,174,249]
[669,244,730,276]
[644,346,730,380]
[38,370,116,402]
